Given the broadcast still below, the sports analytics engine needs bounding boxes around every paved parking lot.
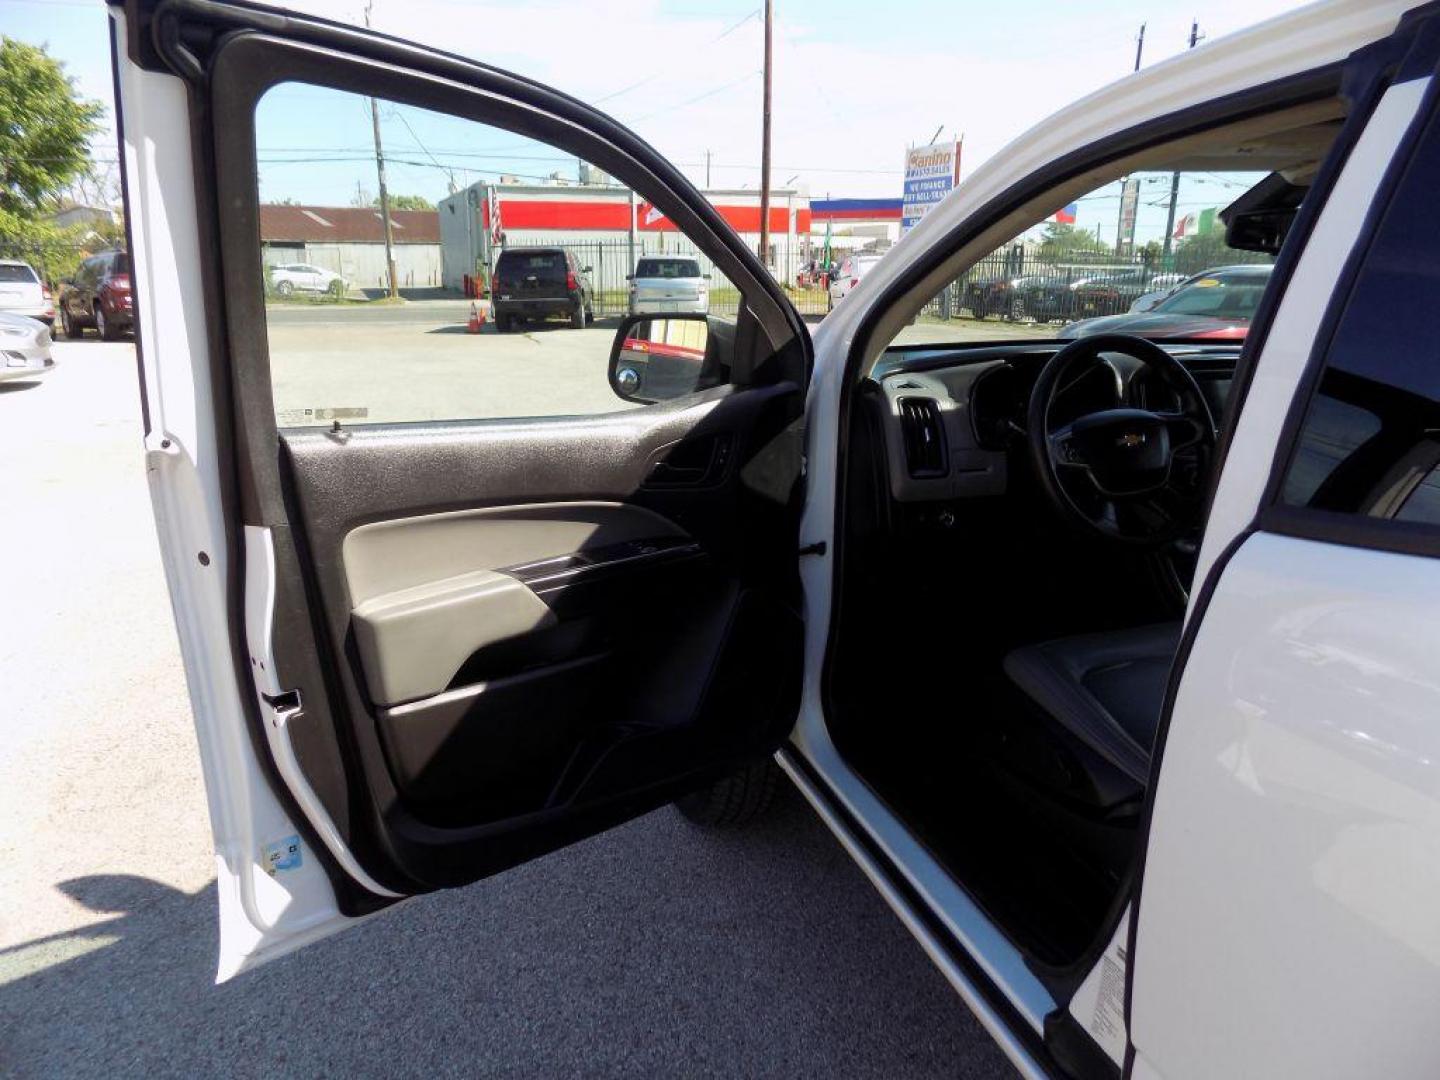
[266,299,628,424]
[0,334,1015,1077]
[265,298,1045,425]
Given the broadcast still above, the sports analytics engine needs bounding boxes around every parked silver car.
[627,256,708,315]
[269,262,347,297]
[1128,264,1263,312]
[0,312,56,383]
[0,259,55,325]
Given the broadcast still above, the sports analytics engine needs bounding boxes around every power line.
[385,103,455,189]
[250,149,905,175]
[591,8,759,105]
[629,70,762,124]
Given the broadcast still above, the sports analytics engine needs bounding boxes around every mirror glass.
[612,317,711,403]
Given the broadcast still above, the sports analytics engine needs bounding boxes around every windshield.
[636,259,701,278]
[0,264,38,283]
[1154,275,1267,317]
[885,169,1283,350]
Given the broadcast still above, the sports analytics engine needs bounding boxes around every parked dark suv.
[1067,265,1157,318]
[60,250,133,341]
[491,247,594,332]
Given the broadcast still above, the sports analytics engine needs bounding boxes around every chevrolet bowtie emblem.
[1117,432,1147,448]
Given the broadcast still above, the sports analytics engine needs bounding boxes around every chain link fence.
[541,237,1270,324]
[538,237,830,320]
[920,244,1275,323]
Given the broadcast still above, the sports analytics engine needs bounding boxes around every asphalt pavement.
[260,298,1048,426]
[0,338,1015,1077]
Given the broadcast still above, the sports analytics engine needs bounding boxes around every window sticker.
[263,834,303,876]
[275,406,370,426]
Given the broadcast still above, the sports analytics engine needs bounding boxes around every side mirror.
[609,313,719,404]
[625,273,634,281]
[582,265,593,273]
[703,273,712,280]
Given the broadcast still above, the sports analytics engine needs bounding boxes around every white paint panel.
[116,9,360,977]
[1133,533,1440,1078]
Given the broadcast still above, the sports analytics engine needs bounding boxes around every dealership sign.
[1116,177,1140,256]
[901,140,962,233]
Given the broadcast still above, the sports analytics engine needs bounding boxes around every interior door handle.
[643,433,732,488]
[646,461,707,484]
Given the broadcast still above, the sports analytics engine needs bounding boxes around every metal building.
[438,182,811,295]
[259,205,442,290]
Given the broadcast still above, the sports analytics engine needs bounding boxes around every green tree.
[1037,222,1107,263]
[0,38,106,282]
[0,38,103,217]
[374,193,435,211]
[1172,231,1237,275]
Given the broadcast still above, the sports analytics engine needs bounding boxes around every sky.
[7,0,1313,243]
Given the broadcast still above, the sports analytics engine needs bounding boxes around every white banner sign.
[902,140,962,233]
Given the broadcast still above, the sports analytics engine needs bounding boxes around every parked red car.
[59,250,134,341]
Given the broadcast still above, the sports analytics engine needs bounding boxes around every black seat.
[1003,622,1181,788]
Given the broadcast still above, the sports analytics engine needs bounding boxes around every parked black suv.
[965,273,1074,322]
[491,247,594,332]
[60,250,134,340]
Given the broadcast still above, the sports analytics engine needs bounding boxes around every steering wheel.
[1026,333,1215,546]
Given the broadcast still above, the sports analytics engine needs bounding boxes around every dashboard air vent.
[898,397,947,478]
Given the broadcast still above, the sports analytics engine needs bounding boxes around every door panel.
[1132,533,1440,1079]
[277,383,804,883]
[117,0,810,968]
[1133,53,1440,1077]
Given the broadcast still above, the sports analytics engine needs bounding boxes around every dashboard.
[866,342,1240,503]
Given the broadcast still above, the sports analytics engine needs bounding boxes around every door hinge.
[798,541,828,557]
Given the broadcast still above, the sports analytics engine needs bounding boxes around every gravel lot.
[0,334,1015,1078]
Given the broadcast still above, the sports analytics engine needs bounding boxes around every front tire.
[675,758,781,828]
[276,280,294,297]
[60,305,81,339]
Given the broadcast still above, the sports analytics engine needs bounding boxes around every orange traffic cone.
[467,302,484,334]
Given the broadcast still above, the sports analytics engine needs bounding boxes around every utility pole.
[365,1,399,299]
[1114,25,1146,260]
[1162,19,1202,262]
[758,0,773,269]
[627,186,637,277]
